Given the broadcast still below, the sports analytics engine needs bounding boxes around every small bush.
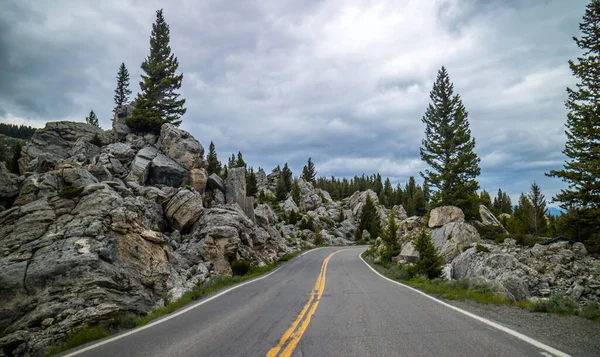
[59,185,84,199]
[387,265,411,280]
[90,133,102,147]
[112,313,140,330]
[475,244,490,253]
[476,224,506,241]
[231,260,251,276]
[47,326,109,356]
[299,216,315,231]
[288,210,298,225]
[530,295,578,314]
[184,184,193,190]
[314,230,324,245]
[579,301,600,321]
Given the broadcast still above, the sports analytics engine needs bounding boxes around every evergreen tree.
[206,141,221,175]
[236,151,246,168]
[282,163,293,193]
[479,190,492,209]
[547,0,600,244]
[380,211,400,261]
[275,175,288,201]
[113,63,132,114]
[501,192,513,214]
[410,230,443,279]
[382,178,393,208]
[128,9,186,133]
[359,194,381,238]
[526,182,548,236]
[291,180,301,205]
[246,167,258,197]
[228,154,236,168]
[374,174,383,195]
[420,66,481,217]
[288,209,298,225]
[86,110,99,127]
[302,157,316,182]
[354,226,363,241]
[413,188,427,216]
[222,166,228,180]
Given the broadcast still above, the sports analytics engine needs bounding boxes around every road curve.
[62,247,563,357]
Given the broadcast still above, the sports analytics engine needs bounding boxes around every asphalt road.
[64,247,563,357]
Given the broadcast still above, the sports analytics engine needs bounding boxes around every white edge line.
[63,248,322,356]
[358,251,571,357]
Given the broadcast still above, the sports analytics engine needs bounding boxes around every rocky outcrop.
[127,146,159,184]
[207,174,225,193]
[0,163,20,209]
[477,205,508,234]
[149,153,187,187]
[451,240,600,303]
[280,197,299,214]
[428,206,465,228]
[431,222,481,263]
[158,124,205,171]
[297,178,322,211]
[163,189,204,234]
[225,167,246,209]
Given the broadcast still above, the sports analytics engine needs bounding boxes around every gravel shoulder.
[444,299,600,357]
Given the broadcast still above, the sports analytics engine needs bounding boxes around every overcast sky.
[0,0,589,205]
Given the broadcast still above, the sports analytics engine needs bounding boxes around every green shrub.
[530,295,578,314]
[579,301,600,321]
[230,260,251,276]
[314,230,324,245]
[475,244,489,253]
[184,184,193,190]
[47,326,109,356]
[288,210,298,225]
[90,133,102,147]
[387,265,411,280]
[409,230,443,279]
[59,185,84,199]
[475,224,506,241]
[299,216,315,231]
[112,313,140,330]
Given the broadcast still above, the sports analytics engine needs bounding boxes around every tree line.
[0,123,36,139]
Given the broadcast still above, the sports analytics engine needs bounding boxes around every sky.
[0,0,590,206]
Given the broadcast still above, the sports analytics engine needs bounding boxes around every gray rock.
[112,101,135,137]
[159,124,205,170]
[207,174,225,193]
[164,189,204,233]
[61,166,100,187]
[297,178,322,211]
[572,242,588,257]
[428,206,465,228]
[478,205,508,233]
[149,153,187,187]
[103,143,136,164]
[431,222,481,263]
[225,167,246,209]
[244,196,256,222]
[127,146,159,184]
[280,197,299,214]
[190,168,208,192]
[0,163,20,208]
[256,168,268,190]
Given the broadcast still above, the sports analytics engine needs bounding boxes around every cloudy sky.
[0,0,589,205]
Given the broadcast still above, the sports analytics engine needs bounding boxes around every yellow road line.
[267,250,340,357]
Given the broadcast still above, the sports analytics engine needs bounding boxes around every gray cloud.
[0,0,588,205]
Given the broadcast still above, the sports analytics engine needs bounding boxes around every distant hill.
[547,207,565,217]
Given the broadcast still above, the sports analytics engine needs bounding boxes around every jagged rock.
[266,167,281,192]
[479,205,508,233]
[159,124,205,171]
[163,189,204,234]
[207,174,225,193]
[346,190,379,218]
[244,197,256,222]
[190,168,208,192]
[69,137,101,163]
[127,146,159,185]
[572,242,588,257]
[60,166,99,187]
[25,154,57,174]
[431,222,481,263]
[103,143,136,164]
[86,165,113,182]
[225,167,246,209]
[255,204,277,227]
[280,197,299,214]
[297,178,322,211]
[149,153,187,187]
[113,101,135,137]
[256,168,268,190]
[317,189,333,203]
[428,206,465,228]
[0,163,20,208]
[398,241,419,262]
[397,216,426,242]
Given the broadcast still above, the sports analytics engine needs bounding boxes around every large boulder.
[225,167,246,209]
[478,205,508,234]
[431,222,481,263]
[127,146,159,185]
[112,101,136,137]
[346,190,379,219]
[428,206,465,228]
[159,124,205,171]
[280,197,299,214]
[0,163,20,208]
[149,153,187,188]
[163,189,204,233]
[103,143,136,165]
[256,168,268,191]
[255,203,277,227]
[190,168,208,192]
[207,174,225,193]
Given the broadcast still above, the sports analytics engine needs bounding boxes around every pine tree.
[113,63,132,114]
[282,163,292,193]
[547,0,600,243]
[275,175,288,201]
[380,211,400,261]
[374,174,383,195]
[128,9,186,133]
[86,110,99,127]
[382,178,393,208]
[526,182,548,236]
[228,154,236,168]
[479,190,492,209]
[206,141,221,175]
[301,157,316,182]
[354,226,363,241]
[413,188,427,216]
[359,194,381,238]
[501,192,513,214]
[411,230,443,279]
[420,67,481,217]
[236,152,246,168]
[246,167,258,197]
[291,180,301,205]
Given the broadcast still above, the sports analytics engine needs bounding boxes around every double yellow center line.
[267,250,341,357]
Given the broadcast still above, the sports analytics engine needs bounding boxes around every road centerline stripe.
[267,250,341,357]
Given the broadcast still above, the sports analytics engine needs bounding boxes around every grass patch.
[475,243,489,253]
[529,295,579,315]
[47,326,109,356]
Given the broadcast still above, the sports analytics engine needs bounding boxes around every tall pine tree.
[526,182,548,236]
[128,9,186,133]
[301,157,316,182]
[547,0,600,244]
[206,141,221,175]
[113,63,132,115]
[420,67,480,217]
[282,163,293,193]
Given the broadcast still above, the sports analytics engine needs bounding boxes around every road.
[63,247,564,357]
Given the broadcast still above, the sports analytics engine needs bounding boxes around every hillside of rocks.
[0,107,409,356]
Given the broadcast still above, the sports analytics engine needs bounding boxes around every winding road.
[62,247,569,357]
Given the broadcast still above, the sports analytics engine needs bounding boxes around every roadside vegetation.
[46,249,309,356]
